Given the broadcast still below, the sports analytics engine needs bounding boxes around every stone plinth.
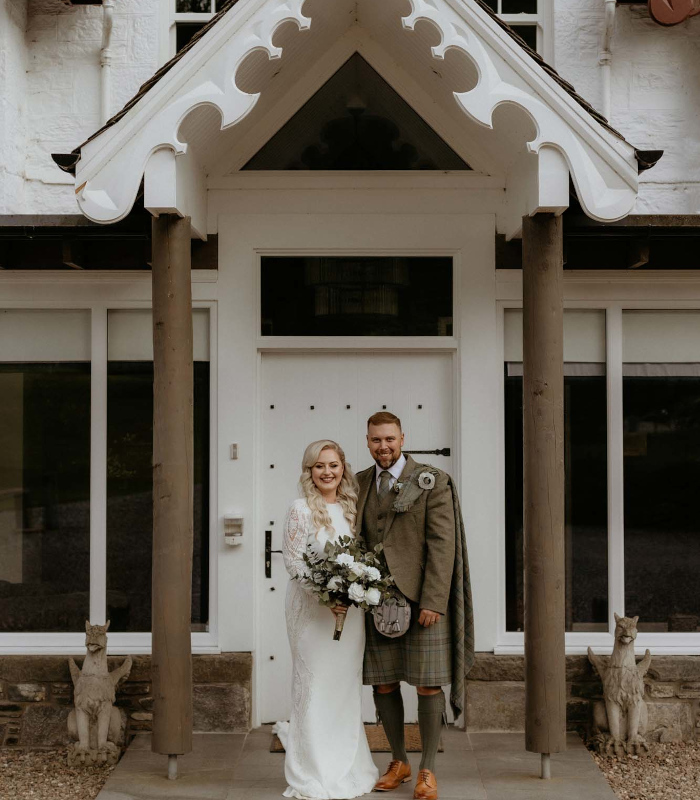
[464,653,700,742]
[0,652,252,748]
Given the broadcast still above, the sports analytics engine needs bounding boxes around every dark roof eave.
[635,149,664,173]
[52,146,664,182]
[51,152,81,175]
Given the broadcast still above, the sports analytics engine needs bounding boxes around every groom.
[356,411,473,800]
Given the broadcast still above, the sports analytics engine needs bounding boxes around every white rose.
[349,562,368,579]
[327,575,344,591]
[364,566,381,582]
[348,582,366,603]
[336,553,355,567]
[365,587,381,606]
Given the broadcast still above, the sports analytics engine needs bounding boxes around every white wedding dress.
[274,498,378,800]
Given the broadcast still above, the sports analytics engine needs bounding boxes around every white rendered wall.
[21,0,159,214]
[0,1,697,215]
[554,0,700,215]
[0,0,28,213]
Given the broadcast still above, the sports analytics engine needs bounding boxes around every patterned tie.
[378,470,392,499]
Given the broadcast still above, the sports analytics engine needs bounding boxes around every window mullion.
[606,306,625,630]
[90,306,108,626]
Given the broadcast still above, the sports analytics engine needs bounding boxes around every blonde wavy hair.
[299,440,358,538]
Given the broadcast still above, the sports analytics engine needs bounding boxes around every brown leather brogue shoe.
[373,760,412,791]
[413,769,438,800]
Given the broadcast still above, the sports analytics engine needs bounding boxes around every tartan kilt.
[363,601,452,687]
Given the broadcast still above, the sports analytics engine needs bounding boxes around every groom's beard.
[374,452,401,469]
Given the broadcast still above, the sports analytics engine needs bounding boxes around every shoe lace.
[418,769,433,784]
[387,760,403,774]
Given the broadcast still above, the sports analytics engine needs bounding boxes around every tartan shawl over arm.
[448,477,475,718]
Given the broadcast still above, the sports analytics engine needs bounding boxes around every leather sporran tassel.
[333,613,346,641]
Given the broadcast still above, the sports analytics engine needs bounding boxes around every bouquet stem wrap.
[333,613,346,641]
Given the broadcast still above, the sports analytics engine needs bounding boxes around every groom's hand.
[418,609,440,627]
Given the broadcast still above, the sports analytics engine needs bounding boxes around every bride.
[275,439,378,799]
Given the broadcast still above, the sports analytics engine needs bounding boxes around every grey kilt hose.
[363,601,452,687]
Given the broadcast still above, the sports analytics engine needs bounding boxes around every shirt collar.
[375,453,406,482]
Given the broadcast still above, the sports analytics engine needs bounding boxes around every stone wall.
[0,652,252,748]
[465,654,700,743]
[554,0,700,216]
[0,1,697,216]
[22,0,160,214]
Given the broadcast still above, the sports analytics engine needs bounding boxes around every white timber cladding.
[0,309,91,361]
[73,0,641,235]
[108,308,211,361]
[504,308,606,362]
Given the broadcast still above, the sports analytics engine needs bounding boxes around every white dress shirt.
[375,453,407,492]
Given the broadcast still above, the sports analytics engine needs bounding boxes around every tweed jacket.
[356,455,455,615]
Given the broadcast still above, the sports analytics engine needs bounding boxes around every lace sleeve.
[283,500,312,586]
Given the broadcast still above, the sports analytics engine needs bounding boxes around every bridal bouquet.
[294,536,397,640]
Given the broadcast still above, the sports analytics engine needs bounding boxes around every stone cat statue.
[588,613,652,757]
[67,621,132,765]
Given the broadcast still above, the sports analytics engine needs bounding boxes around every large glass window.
[106,310,210,632]
[261,257,453,336]
[0,311,91,632]
[504,310,608,632]
[623,312,700,633]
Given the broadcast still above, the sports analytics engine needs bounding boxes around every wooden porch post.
[522,213,566,774]
[151,214,194,771]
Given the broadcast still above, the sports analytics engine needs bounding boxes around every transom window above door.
[261,256,453,336]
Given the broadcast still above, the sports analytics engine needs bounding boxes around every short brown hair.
[367,411,402,430]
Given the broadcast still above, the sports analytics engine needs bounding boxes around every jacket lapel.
[383,454,417,537]
[356,467,375,531]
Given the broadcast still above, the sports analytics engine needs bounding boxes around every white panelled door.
[258,352,454,724]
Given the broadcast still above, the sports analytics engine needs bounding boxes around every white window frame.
[158,0,555,67]
[492,0,554,63]
[0,271,219,655]
[495,269,700,656]
[160,0,217,64]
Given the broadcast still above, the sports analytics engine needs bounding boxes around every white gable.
[71,0,643,239]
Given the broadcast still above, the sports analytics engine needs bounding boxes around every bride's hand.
[331,603,348,618]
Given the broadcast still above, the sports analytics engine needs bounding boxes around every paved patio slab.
[96,726,616,800]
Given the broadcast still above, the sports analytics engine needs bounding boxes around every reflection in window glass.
[106,362,210,632]
[502,0,538,13]
[504,310,608,632]
[176,0,211,11]
[510,24,538,50]
[176,22,206,51]
[622,312,700,632]
[0,364,90,632]
[261,257,453,336]
[505,371,608,631]
[624,376,700,632]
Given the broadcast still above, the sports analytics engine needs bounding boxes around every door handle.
[404,448,451,457]
[265,530,283,579]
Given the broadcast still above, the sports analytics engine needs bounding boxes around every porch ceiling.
[55,0,662,239]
